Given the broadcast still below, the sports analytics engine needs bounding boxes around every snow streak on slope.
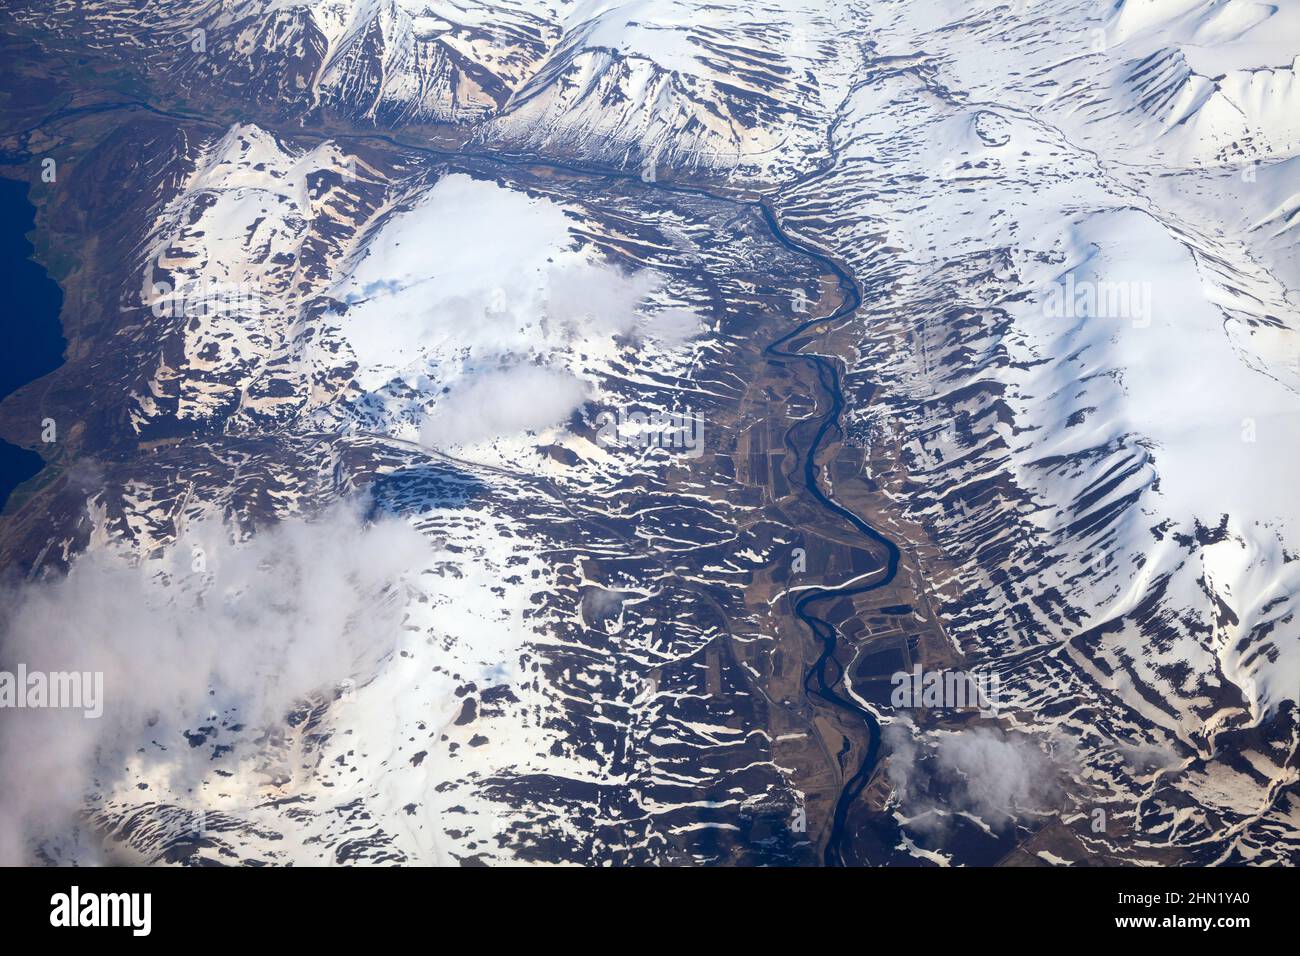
[3,114,833,863]
[320,171,700,455]
[766,0,1299,862]
[4,0,1298,865]
[480,0,863,180]
[136,123,382,428]
[11,0,860,180]
[1103,0,1300,163]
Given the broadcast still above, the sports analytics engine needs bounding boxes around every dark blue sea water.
[0,176,66,512]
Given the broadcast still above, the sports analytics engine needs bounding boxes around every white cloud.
[419,364,589,448]
[0,502,431,864]
[884,719,1067,835]
[329,173,701,447]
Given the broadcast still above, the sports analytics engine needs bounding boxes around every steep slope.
[1,0,1297,866]
[1,112,834,864]
[9,0,861,180]
[763,0,1300,862]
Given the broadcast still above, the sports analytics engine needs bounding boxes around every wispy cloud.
[330,174,702,448]
[419,364,589,448]
[884,719,1068,835]
[0,502,431,864]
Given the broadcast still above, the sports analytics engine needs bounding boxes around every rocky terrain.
[0,0,1296,866]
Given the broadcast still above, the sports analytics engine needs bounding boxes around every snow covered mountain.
[0,0,1296,865]
[777,0,1300,861]
[12,0,861,179]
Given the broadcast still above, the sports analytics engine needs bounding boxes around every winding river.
[16,98,904,865]
[758,202,901,866]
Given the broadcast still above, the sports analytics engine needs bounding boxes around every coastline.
[0,174,66,513]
